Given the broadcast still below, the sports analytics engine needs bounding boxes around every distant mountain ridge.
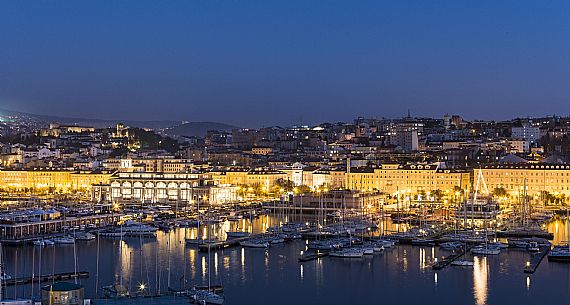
[0,108,238,137]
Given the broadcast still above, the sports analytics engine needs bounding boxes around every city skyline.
[2,2,570,305]
[2,1,570,127]
[0,105,568,130]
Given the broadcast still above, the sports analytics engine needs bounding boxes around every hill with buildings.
[0,107,236,136]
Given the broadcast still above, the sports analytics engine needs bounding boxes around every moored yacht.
[186,237,220,246]
[190,289,224,304]
[32,239,46,246]
[547,209,570,262]
[548,245,570,262]
[329,248,364,258]
[373,245,385,253]
[98,229,126,238]
[451,260,474,267]
[439,241,464,251]
[373,239,395,248]
[52,236,75,244]
[122,221,158,236]
[307,239,342,250]
[240,239,269,248]
[471,245,501,255]
[75,232,96,241]
[225,231,250,238]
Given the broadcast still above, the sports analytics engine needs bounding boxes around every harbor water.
[2,216,570,305]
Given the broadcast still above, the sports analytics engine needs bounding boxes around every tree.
[493,187,508,198]
[275,178,294,192]
[294,185,312,194]
[431,189,444,201]
[541,191,555,205]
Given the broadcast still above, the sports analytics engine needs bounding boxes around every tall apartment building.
[511,125,540,143]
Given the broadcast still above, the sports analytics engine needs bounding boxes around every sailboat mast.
[207,205,211,291]
[119,225,123,287]
[0,243,3,301]
[167,233,171,288]
[396,186,400,233]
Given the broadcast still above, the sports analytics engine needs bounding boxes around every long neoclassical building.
[107,172,238,206]
[480,163,570,197]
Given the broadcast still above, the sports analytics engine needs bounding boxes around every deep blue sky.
[1,1,570,127]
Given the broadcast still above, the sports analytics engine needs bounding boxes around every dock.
[0,213,123,244]
[197,235,260,252]
[497,230,554,240]
[432,246,471,270]
[4,271,89,286]
[524,247,550,274]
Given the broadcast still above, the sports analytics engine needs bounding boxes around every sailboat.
[186,197,219,245]
[329,247,364,258]
[102,226,130,298]
[226,216,250,239]
[451,260,474,267]
[192,206,224,304]
[548,208,570,262]
[469,169,501,256]
[0,243,33,304]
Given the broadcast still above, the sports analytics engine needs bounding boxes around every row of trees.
[235,179,570,206]
[493,187,569,205]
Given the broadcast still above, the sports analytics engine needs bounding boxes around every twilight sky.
[1,1,570,127]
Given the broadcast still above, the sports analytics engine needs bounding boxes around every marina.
[0,172,568,304]
[4,1,570,304]
[432,245,472,270]
[0,206,567,304]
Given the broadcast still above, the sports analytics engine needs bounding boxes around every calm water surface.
[2,216,570,305]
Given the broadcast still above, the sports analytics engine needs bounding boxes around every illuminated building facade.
[0,169,114,193]
[211,169,287,188]
[481,163,570,197]
[109,172,237,205]
[309,164,470,195]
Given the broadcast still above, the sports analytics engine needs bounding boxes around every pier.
[0,213,122,244]
[432,246,471,270]
[4,271,89,286]
[497,230,554,240]
[524,247,550,274]
[197,235,259,252]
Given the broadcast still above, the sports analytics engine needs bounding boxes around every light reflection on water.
[548,217,569,245]
[0,216,569,305]
[473,256,488,305]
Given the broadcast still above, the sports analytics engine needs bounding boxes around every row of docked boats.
[97,221,158,238]
[440,237,547,253]
[548,244,570,262]
[239,233,298,248]
[33,232,96,246]
[547,210,570,262]
[328,238,395,258]
[238,221,314,248]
